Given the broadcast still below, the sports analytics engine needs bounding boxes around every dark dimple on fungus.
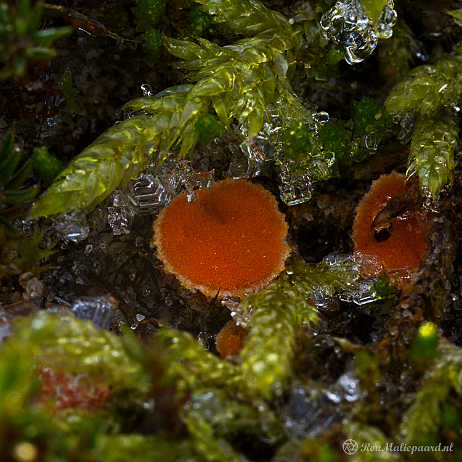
[351,171,432,287]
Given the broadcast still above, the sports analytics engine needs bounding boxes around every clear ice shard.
[107,191,135,235]
[54,210,90,242]
[71,295,117,330]
[126,158,215,215]
[278,166,314,206]
[321,0,396,64]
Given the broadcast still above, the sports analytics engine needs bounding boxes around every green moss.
[239,255,361,398]
[0,0,72,80]
[386,50,462,199]
[195,113,225,146]
[281,120,312,161]
[143,28,163,56]
[58,68,80,114]
[33,146,65,187]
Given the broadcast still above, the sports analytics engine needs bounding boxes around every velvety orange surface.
[215,320,247,358]
[351,171,430,286]
[153,179,290,298]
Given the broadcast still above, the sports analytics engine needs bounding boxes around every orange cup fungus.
[215,320,247,358]
[153,178,290,298]
[351,171,431,287]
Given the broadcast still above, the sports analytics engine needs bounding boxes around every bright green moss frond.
[154,328,245,395]
[239,255,361,398]
[13,311,149,392]
[28,88,210,218]
[385,54,462,118]
[385,51,462,200]
[29,115,159,218]
[399,340,462,445]
[193,0,291,36]
[163,32,313,138]
[408,110,458,200]
[184,412,251,462]
[0,0,72,80]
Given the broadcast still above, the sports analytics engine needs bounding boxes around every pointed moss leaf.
[0,215,20,236]
[163,36,206,61]
[122,90,190,115]
[0,144,21,184]
[0,131,15,164]
[408,110,458,199]
[446,9,462,21]
[58,68,80,114]
[35,26,73,46]
[360,0,389,29]
[190,65,236,97]
[28,115,159,218]
[2,184,39,204]
[5,154,33,191]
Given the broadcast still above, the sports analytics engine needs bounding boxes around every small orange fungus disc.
[351,171,430,287]
[215,320,247,358]
[153,178,290,298]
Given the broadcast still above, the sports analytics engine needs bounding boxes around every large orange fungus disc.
[153,178,290,298]
[351,171,431,287]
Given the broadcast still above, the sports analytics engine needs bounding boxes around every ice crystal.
[126,173,174,215]
[278,165,314,206]
[126,159,214,214]
[53,210,90,242]
[107,191,135,235]
[282,383,336,439]
[71,295,117,330]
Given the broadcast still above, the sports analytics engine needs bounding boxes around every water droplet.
[321,0,396,64]
[140,83,152,97]
[376,1,397,39]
